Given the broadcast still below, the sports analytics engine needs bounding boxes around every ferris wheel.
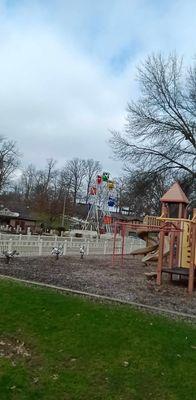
[84,172,116,234]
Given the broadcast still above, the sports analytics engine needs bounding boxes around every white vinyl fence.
[0,234,144,257]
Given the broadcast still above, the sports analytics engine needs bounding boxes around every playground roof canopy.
[160,182,189,204]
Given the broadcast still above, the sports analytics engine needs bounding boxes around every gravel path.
[0,255,195,316]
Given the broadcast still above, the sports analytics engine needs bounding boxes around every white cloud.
[0,24,126,173]
[0,0,195,176]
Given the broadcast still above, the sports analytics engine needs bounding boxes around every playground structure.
[112,182,196,294]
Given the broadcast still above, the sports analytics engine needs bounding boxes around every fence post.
[54,235,58,246]
[19,234,22,243]
[8,239,12,252]
[63,240,67,255]
[38,239,43,256]
[86,241,90,256]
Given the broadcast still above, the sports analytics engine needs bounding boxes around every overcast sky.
[0,0,195,175]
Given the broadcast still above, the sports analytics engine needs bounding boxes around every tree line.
[0,153,103,227]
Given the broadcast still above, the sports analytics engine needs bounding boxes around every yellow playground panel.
[180,220,191,269]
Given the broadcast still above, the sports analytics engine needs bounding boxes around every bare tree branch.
[110,54,196,178]
[0,139,20,192]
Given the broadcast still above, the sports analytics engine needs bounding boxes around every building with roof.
[0,207,37,233]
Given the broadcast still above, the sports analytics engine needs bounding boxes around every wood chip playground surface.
[0,255,195,318]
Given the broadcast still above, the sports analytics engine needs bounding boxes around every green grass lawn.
[0,279,195,400]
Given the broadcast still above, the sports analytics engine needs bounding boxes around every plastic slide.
[130,227,170,264]
[142,236,170,263]
[130,227,159,256]
[130,243,158,256]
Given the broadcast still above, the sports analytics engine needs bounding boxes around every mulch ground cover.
[0,255,195,316]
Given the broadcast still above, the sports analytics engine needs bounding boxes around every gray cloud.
[0,0,195,176]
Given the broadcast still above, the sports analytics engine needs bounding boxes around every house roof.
[14,207,38,221]
[111,212,143,222]
[160,182,189,204]
[0,206,38,221]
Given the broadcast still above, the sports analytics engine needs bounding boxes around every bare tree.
[0,139,20,192]
[33,159,57,198]
[57,165,74,218]
[110,54,196,178]
[66,158,86,204]
[84,159,101,203]
[43,158,57,196]
[123,171,167,216]
[114,177,126,213]
[20,164,37,200]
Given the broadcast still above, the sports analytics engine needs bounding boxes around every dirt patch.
[0,255,195,317]
[0,338,31,361]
